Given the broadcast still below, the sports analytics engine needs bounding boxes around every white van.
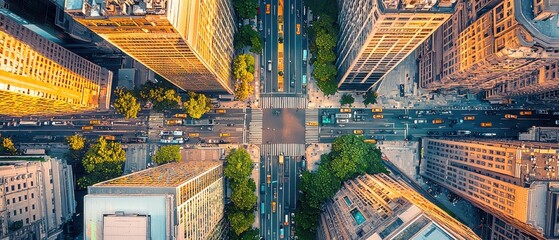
[414,119,427,124]
[267,60,272,71]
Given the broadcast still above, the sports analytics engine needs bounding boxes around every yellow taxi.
[220,133,231,137]
[272,201,277,212]
[373,114,384,119]
[174,113,187,118]
[481,122,493,127]
[504,114,518,119]
[432,119,444,124]
[464,116,475,121]
[364,139,377,144]
[372,108,383,113]
[340,108,351,113]
[306,122,319,126]
[81,126,94,131]
[266,4,271,14]
[188,132,200,137]
[519,111,532,116]
[215,109,227,114]
[103,135,116,141]
[296,24,301,35]
[353,130,363,135]
[89,120,101,125]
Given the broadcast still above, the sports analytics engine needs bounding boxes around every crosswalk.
[261,144,306,156]
[261,96,308,109]
[248,109,263,144]
[305,109,319,143]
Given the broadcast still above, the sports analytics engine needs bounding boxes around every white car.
[480,133,496,137]
[414,119,427,124]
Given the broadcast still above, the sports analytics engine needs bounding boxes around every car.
[267,60,272,71]
[480,133,497,137]
[432,119,444,124]
[258,20,263,31]
[414,119,427,124]
[504,114,518,119]
[372,108,383,113]
[427,131,439,135]
[306,122,319,126]
[481,122,492,127]
[441,110,452,114]
[216,109,227,114]
[296,23,301,35]
[373,114,384,119]
[188,132,200,137]
[266,4,271,14]
[457,130,472,135]
[354,110,364,114]
[398,115,410,120]
[371,135,385,140]
[416,110,425,115]
[336,119,349,123]
[364,139,377,144]
[520,111,533,116]
[464,116,475,121]
[340,108,351,113]
[220,133,231,137]
[353,130,363,135]
[556,120,559,125]
[451,119,463,124]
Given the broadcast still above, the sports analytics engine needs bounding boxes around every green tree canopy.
[239,228,260,240]
[228,207,255,236]
[138,82,182,112]
[363,90,378,106]
[234,26,263,53]
[232,0,258,19]
[153,145,181,165]
[340,94,355,106]
[77,137,126,189]
[234,79,254,101]
[316,79,338,96]
[0,137,17,155]
[300,166,341,209]
[114,88,141,119]
[225,148,253,181]
[231,178,257,211]
[66,134,85,151]
[313,62,337,82]
[183,92,212,119]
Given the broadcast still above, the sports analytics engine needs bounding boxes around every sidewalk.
[304,143,332,172]
[247,144,261,229]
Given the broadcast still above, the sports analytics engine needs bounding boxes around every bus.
[335,113,352,119]
[279,153,284,165]
[18,120,40,127]
[261,202,265,214]
[302,74,307,85]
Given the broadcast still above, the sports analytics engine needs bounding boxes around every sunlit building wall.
[335,0,455,91]
[418,0,559,102]
[421,138,559,239]
[317,173,479,240]
[64,0,236,93]
[84,160,225,240]
[0,9,109,116]
[0,156,76,239]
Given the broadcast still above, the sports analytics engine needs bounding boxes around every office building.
[0,9,111,116]
[335,0,455,91]
[418,0,559,102]
[0,155,76,239]
[317,173,479,240]
[65,0,236,93]
[519,126,559,142]
[84,160,225,240]
[421,138,559,239]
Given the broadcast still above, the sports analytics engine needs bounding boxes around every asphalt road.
[262,109,305,144]
[317,109,559,143]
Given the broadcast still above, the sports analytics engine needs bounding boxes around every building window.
[13,210,16,216]
[31,193,34,198]
[33,215,35,221]
[25,207,28,212]
[24,195,27,200]
[26,218,29,224]
[18,196,21,202]
[17,184,20,190]
[7,199,9,205]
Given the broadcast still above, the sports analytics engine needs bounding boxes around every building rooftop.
[94,160,221,188]
[68,0,168,17]
[379,0,456,12]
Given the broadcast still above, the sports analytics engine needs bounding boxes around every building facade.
[0,156,76,239]
[417,0,559,102]
[421,138,559,239]
[84,160,225,240]
[65,0,236,93]
[335,0,455,91]
[317,173,479,240]
[0,9,111,116]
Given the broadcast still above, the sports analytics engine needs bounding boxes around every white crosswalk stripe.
[248,109,263,144]
[305,109,319,143]
[260,144,306,156]
[261,96,308,109]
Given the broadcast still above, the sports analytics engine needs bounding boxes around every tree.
[66,134,85,151]
[77,137,126,189]
[316,49,336,64]
[153,145,181,164]
[234,79,254,101]
[234,26,262,52]
[225,148,253,181]
[363,90,378,106]
[340,94,355,106]
[250,34,263,53]
[300,167,341,209]
[240,228,260,240]
[113,88,141,119]
[138,82,181,112]
[232,0,258,19]
[0,137,17,155]
[313,62,337,82]
[183,92,212,119]
[230,178,257,211]
[228,209,255,236]
[316,79,338,96]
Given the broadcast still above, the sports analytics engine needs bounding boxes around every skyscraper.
[64,0,236,93]
[335,0,455,91]
[0,9,111,116]
[0,155,76,239]
[83,160,225,240]
[421,138,559,239]
[418,0,559,102]
[317,173,479,240]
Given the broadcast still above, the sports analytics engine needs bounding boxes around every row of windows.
[6,193,34,204]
